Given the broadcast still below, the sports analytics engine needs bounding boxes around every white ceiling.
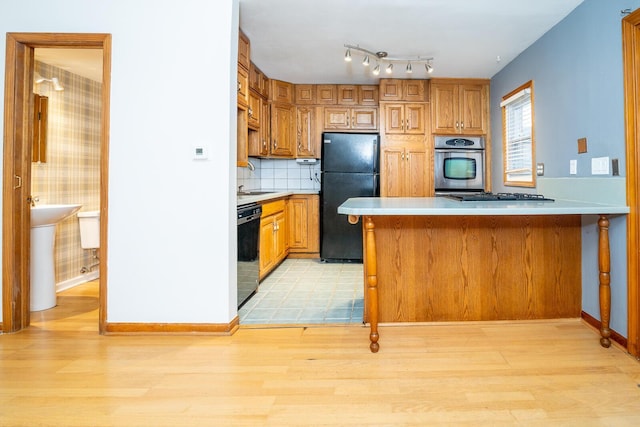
[239,0,585,84]
[31,1,585,87]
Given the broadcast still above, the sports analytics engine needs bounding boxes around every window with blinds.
[501,81,534,186]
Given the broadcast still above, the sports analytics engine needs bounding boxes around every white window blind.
[502,84,533,185]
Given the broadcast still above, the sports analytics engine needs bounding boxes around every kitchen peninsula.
[338,197,629,353]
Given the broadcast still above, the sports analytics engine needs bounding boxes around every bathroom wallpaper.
[32,61,101,286]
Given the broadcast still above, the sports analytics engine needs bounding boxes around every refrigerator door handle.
[373,138,379,173]
[373,174,380,197]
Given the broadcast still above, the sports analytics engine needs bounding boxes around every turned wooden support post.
[598,215,612,348]
[363,215,379,353]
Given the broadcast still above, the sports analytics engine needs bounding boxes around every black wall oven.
[434,136,485,193]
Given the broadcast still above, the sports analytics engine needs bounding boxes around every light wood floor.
[2,282,640,426]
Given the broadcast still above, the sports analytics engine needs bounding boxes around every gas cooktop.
[444,192,555,202]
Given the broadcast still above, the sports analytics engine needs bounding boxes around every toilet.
[77,210,100,248]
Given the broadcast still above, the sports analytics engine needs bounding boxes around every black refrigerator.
[321,132,380,262]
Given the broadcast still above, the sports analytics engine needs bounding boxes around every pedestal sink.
[30,204,82,311]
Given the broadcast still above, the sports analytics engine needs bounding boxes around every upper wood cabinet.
[249,62,269,99]
[296,106,321,158]
[238,30,250,71]
[323,107,378,131]
[383,103,425,135]
[237,105,248,167]
[271,79,294,104]
[316,85,337,105]
[248,91,261,130]
[431,79,489,135]
[237,66,249,108]
[249,97,271,156]
[295,84,316,104]
[337,85,379,106]
[270,102,296,157]
[379,79,427,102]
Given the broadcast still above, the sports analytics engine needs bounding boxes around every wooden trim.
[581,311,628,349]
[622,10,640,357]
[103,317,240,335]
[2,33,33,332]
[2,33,111,334]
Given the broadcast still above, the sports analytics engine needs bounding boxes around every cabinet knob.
[455,121,459,128]
[461,122,465,129]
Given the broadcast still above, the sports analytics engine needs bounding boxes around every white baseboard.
[56,270,100,293]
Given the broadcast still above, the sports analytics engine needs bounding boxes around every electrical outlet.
[536,163,544,176]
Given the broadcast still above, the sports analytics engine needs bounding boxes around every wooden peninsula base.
[340,197,626,353]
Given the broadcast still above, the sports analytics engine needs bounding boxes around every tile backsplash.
[237,158,321,191]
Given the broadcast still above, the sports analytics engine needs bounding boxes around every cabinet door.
[259,98,270,155]
[405,147,429,196]
[296,106,317,157]
[351,107,378,130]
[271,103,295,157]
[288,197,309,249]
[384,104,405,134]
[431,83,458,134]
[404,104,425,134]
[249,62,263,93]
[403,80,425,102]
[295,84,316,104]
[337,85,358,105]
[323,107,350,130]
[359,85,379,105]
[316,84,337,105]
[238,31,250,71]
[271,79,293,103]
[381,147,405,197]
[259,216,276,274]
[237,66,249,108]
[274,211,288,262]
[248,91,261,130]
[237,106,248,167]
[379,79,403,101]
[459,84,487,135]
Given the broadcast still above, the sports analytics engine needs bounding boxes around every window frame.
[501,80,535,187]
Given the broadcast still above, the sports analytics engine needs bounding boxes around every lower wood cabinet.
[258,195,320,280]
[259,199,288,280]
[287,194,320,257]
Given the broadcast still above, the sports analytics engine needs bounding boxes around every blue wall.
[490,0,639,336]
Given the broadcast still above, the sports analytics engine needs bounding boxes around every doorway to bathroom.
[2,33,111,333]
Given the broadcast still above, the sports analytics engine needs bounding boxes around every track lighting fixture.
[425,62,434,74]
[344,44,434,76]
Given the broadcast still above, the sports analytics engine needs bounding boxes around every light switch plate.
[570,159,577,175]
[591,156,610,175]
[193,145,209,160]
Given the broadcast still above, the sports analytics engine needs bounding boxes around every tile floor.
[239,258,364,325]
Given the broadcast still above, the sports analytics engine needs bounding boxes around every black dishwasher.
[237,203,262,308]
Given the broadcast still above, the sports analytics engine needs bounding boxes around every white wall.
[0,0,239,323]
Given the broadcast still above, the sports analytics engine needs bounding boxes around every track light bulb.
[344,48,352,62]
[406,62,412,73]
[425,63,433,74]
[363,55,370,66]
[372,64,380,76]
[386,63,393,74]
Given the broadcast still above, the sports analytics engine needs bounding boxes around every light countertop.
[337,197,630,216]
[237,189,318,205]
